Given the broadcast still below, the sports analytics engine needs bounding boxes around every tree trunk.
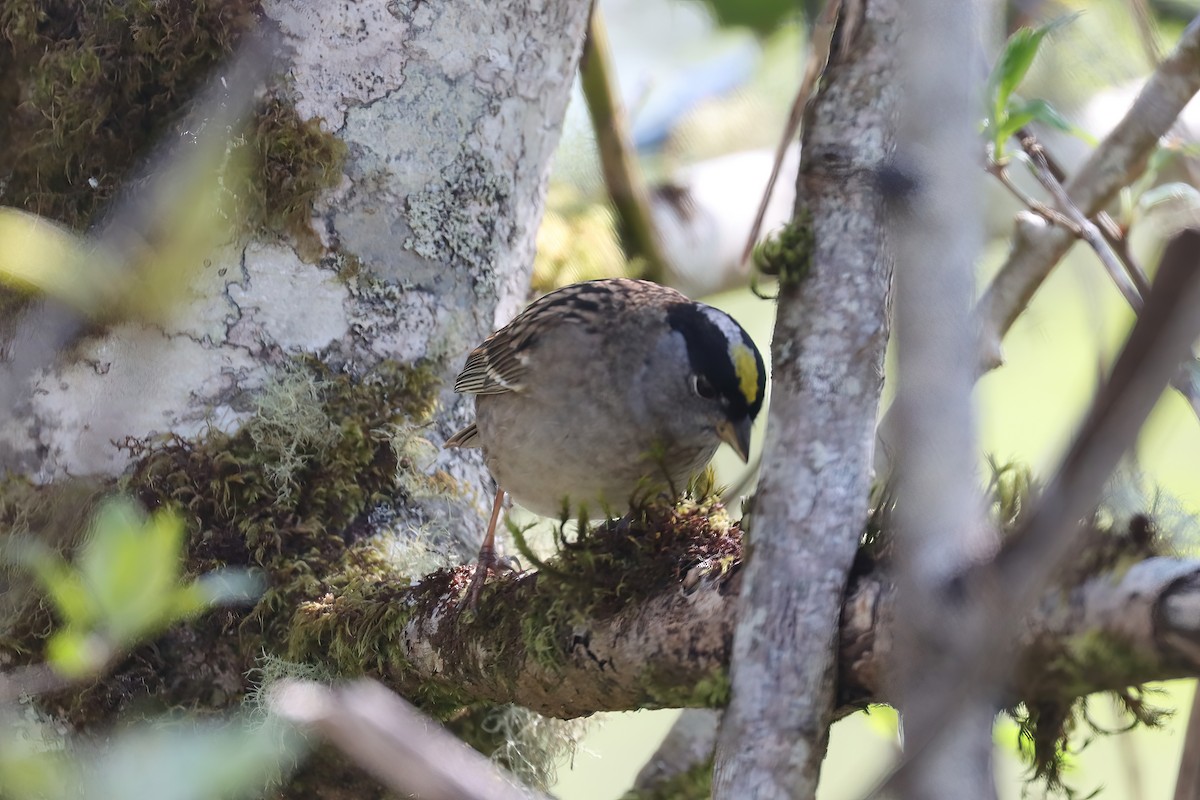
[0,0,590,796]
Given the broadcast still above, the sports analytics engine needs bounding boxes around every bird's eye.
[691,374,719,400]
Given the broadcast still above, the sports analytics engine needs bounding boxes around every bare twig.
[1017,137,1145,312]
[1012,126,1153,296]
[272,678,543,800]
[737,0,842,268]
[988,161,1078,228]
[579,6,672,282]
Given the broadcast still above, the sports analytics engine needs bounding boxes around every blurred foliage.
[984,14,1093,160]
[5,498,259,678]
[693,0,797,36]
[533,184,630,291]
[0,713,303,800]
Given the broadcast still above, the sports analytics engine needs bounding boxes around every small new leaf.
[11,496,262,678]
[985,14,1081,157]
[988,14,1080,117]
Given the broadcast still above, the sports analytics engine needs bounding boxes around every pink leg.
[462,487,505,609]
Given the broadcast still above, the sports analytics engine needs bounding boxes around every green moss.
[0,356,454,727]
[123,357,446,646]
[0,0,345,256]
[498,495,741,673]
[638,666,730,710]
[621,757,713,800]
[0,0,259,227]
[243,98,347,261]
[753,210,814,287]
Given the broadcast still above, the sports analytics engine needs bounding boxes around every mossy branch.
[286,522,1200,725]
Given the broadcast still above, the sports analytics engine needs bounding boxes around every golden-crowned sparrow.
[446,278,766,605]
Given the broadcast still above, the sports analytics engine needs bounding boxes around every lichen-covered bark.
[0,0,590,558]
[0,1,590,796]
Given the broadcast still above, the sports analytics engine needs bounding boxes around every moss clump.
[496,495,742,672]
[0,0,345,255]
[243,98,347,261]
[124,358,445,645]
[0,0,260,228]
[752,209,814,287]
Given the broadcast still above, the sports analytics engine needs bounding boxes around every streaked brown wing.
[444,422,481,448]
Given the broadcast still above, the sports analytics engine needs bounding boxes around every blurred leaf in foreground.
[0,712,304,800]
[6,497,261,678]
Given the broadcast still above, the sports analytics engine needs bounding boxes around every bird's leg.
[462,487,506,609]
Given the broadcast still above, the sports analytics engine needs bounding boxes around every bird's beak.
[716,417,753,463]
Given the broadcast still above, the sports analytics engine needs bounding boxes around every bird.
[445,278,766,607]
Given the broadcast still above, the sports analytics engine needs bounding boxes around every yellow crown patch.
[731,343,759,404]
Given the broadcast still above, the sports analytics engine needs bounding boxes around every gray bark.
[711,3,900,797]
[888,2,996,797]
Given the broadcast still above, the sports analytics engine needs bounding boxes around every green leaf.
[985,13,1081,156]
[987,14,1079,117]
[83,716,306,800]
[45,629,111,678]
[77,499,187,640]
[9,495,262,677]
[32,555,95,628]
[996,98,1094,147]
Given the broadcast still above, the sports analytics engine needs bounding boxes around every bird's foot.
[459,550,523,610]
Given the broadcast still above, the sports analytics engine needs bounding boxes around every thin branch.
[737,0,842,267]
[977,13,1200,364]
[1012,126,1153,297]
[1016,138,1145,312]
[579,5,672,283]
[272,678,543,800]
[988,161,1077,228]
